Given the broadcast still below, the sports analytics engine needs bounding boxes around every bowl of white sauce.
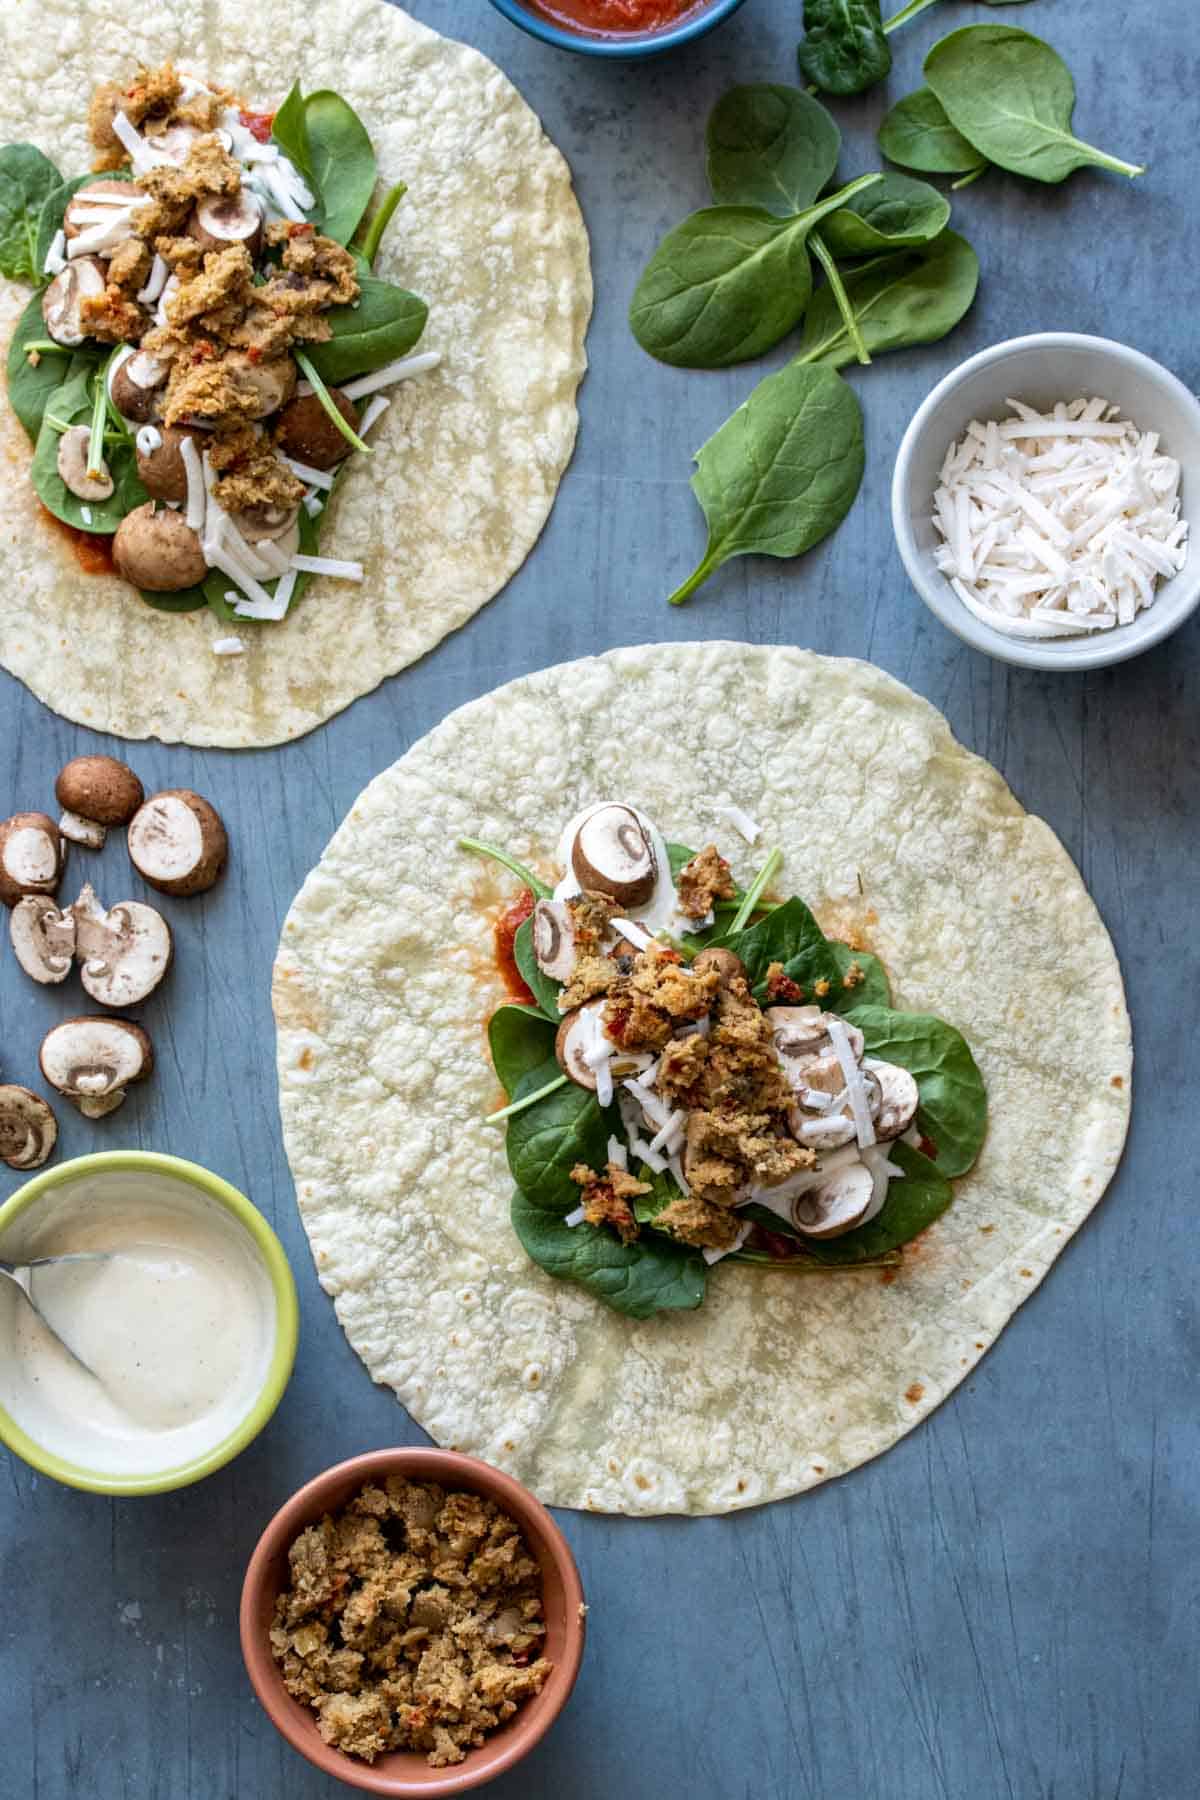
[0,1152,298,1494]
[892,333,1200,670]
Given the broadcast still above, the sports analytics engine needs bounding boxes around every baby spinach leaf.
[668,361,864,605]
[34,172,102,275]
[271,83,316,186]
[510,1188,707,1318]
[794,229,978,369]
[845,1002,987,1176]
[819,173,950,255]
[506,1058,610,1211]
[137,587,208,613]
[5,293,82,442]
[924,26,1144,183]
[717,896,841,998]
[200,477,332,623]
[798,0,891,98]
[629,173,880,370]
[303,277,428,384]
[0,144,61,282]
[30,368,148,532]
[796,1142,953,1262]
[514,916,563,1023]
[490,1005,557,1098]
[706,85,841,217]
[827,942,891,1010]
[302,90,377,246]
[878,87,988,177]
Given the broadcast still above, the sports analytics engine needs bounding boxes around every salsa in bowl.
[487,0,747,57]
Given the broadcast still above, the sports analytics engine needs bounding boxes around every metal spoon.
[0,1254,111,1377]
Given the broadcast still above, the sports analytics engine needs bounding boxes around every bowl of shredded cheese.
[892,333,1200,669]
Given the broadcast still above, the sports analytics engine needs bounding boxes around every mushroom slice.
[767,1006,865,1085]
[41,257,106,347]
[56,425,114,501]
[126,790,228,896]
[0,1086,58,1170]
[70,884,173,1008]
[187,191,263,257]
[10,896,76,984]
[791,1162,875,1239]
[39,1017,153,1118]
[864,1058,920,1141]
[0,813,65,908]
[554,1003,609,1091]
[56,755,145,829]
[571,805,658,907]
[531,899,578,982]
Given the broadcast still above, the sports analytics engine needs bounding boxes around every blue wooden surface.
[1,3,1195,1795]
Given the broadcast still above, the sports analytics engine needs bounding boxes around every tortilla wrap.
[273,644,1132,1515]
[0,0,590,746]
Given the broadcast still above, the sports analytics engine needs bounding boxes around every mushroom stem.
[484,1072,568,1125]
[726,848,783,935]
[293,351,372,456]
[458,838,552,900]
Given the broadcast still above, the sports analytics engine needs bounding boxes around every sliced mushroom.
[62,179,142,240]
[767,1006,864,1085]
[531,900,578,982]
[41,257,106,347]
[39,1017,153,1118]
[111,350,167,423]
[0,814,64,908]
[145,122,201,166]
[70,884,172,1008]
[136,423,202,503]
[691,946,745,985]
[187,191,263,257]
[230,502,300,544]
[126,790,227,896]
[227,353,297,421]
[113,503,208,593]
[56,425,114,502]
[571,804,657,907]
[0,1086,58,1170]
[789,1064,881,1150]
[864,1058,920,1141]
[10,896,75,984]
[59,811,106,850]
[792,1162,875,1239]
[554,1003,606,1091]
[274,389,357,469]
[56,756,145,829]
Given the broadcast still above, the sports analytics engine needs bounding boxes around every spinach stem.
[485,1072,569,1125]
[882,0,941,33]
[726,849,783,934]
[86,363,109,479]
[654,930,696,964]
[294,350,373,455]
[730,1249,902,1270]
[951,165,987,192]
[458,837,553,899]
[358,181,407,269]
[810,234,871,367]
[667,551,720,606]
[23,340,70,357]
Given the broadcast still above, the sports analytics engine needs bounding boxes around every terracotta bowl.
[240,1448,586,1795]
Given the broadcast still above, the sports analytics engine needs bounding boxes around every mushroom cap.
[41,257,106,347]
[554,1004,604,1091]
[274,389,357,469]
[863,1058,920,1141]
[691,946,745,985]
[0,812,64,908]
[570,804,658,907]
[186,190,264,258]
[63,179,142,239]
[135,424,202,504]
[111,352,166,424]
[227,353,297,421]
[71,883,173,1009]
[113,503,208,593]
[229,502,300,545]
[56,755,145,827]
[126,789,228,896]
[56,424,114,502]
[531,899,578,983]
[0,1086,58,1170]
[10,895,75,984]
[792,1162,875,1239]
[39,1016,153,1114]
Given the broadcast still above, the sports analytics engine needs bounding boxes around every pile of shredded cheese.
[933,398,1189,638]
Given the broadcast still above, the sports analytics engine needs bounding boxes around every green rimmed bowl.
[0,1151,298,1495]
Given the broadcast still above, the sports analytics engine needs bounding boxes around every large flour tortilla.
[274,644,1131,1515]
[0,1,590,746]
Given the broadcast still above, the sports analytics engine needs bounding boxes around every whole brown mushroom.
[111,350,167,424]
[113,504,208,593]
[136,425,203,503]
[274,389,357,469]
[56,756,145,828]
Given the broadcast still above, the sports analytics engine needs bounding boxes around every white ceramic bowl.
[892,333,1200,671]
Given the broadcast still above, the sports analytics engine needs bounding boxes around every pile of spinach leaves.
[487,842,987,1320]
[0,82,428,622]
[798,0,1036,101]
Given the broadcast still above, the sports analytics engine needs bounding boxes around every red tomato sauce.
[40,505,114,575]
[494,889,536,1004]
[526,0,703,35]
[239,109,276,144]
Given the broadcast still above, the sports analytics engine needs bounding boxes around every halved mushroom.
[41,257,106,347]
[39,1017,153,1119]
[63,179,142,241]
[863,1058,920,1141]
[227,353,297,421]
[56,756,145,829]
[135,424,202,503]
[691,946,745,985]
[571,805,657,907]
[111,350,167,424]
[791,1162,875,1239]
[126,790,228,896]
[70,884,172,1008]
[0,813,65,908]
[274,389,357,469]
[0,1086,58,1170]
[555,1003,605,1090]
[56,425,114,502]
[113,503,208,593]
[187,191,263,258]
[10,896,75,984]
[531,900,578,982]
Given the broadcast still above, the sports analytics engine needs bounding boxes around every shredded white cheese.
[607,1135,627,1170]
[80,505,92,525]
[339,351,442,401]
[934,398,1188,637]
[702,1223,751,1266]
[42,229,66,277]
[563,1205,586,1229]
[281,456,334,491]
[135,425,162,456]
[826,1017,875,1150]
[211,635,246,656]
[358,394,391,437]
[611,917,654,952]
[713,803,762,845]
[290,554,363,581]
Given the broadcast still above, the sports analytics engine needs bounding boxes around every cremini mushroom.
[274,389,357,469]
[113,503,208,592]
[0,1086,58,1170]
[767,1006,864,1084]
[111,350,167,423]
[791,1162,875,1239]
[9,896,75,984]
[56,755,145,830]
[229,353,297,420]
[691,946,745,984]
[56,425,114,502]
[570,804,658,907]
[231,502,300,545]
[864,1058,920,1141]
[135,424,202,502]
[531,899,578,982]
[41,257,106,347]
[39,1017,153,1119]
[70,883,173,1008]
[554,1004,605,1091]
[0,813,65,908]
[187,191,263,257]
[59,811,106,850]
[126,790,228,896]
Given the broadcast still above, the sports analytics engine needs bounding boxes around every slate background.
[1,2,1196,1795]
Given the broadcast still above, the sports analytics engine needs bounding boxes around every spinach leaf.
[30,368,148,532]
[884,0,1039,34]
[667,361,864,605]
[302,90,377,246]
[34,172,103,274]
[819,173,950,256]
[752,1141,952,1263]
[489,1004,557,1098]
[510,1187,707,1318]
[828,942,890,1010]
[506,1057,610,1211]
[137,586,209,613]
[878,87,988,177]
[514,916,563,1022]
[794,229,978,369]
[924,26,1144,183]
[706,85,841,217]
[5,293,82,442]
[629,173,880,370]
[303,277,428,384]
[846,1002,987,1176]
[717,896,840,998]
[0,144,61,281]
[271,83,316,186]
[798,0,891,98]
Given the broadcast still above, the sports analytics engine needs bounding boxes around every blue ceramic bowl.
[487,0,747,58]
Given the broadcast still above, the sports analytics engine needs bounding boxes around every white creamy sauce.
[553,801,707,938]
[0,1173,275,1476]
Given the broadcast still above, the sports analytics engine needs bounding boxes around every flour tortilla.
[273,644,1131,1515]
[0,1,590,746]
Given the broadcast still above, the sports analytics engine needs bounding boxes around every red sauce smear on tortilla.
[494,889,536,1004]
[40,504,114,575]
[526,0,703,35]
[239,109,276,144]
